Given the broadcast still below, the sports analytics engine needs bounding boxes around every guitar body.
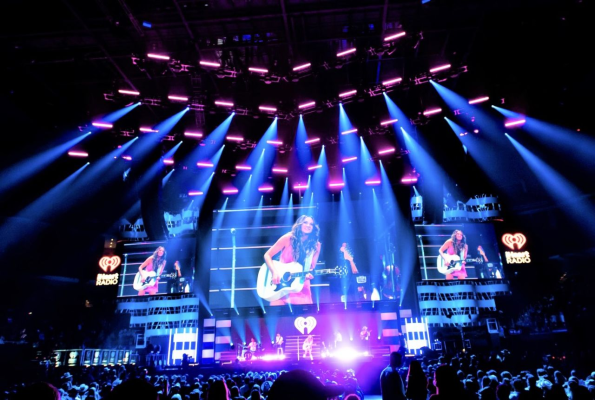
[133,271,158,291]
[303,341,313,351]
[256,261,306,302]
[437,255,482,275]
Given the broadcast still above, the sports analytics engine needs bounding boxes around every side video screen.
[117,238,196,298]
[415,223,504,281]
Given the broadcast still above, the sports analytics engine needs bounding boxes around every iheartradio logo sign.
[99,256,121,273]
[502,233,527,250]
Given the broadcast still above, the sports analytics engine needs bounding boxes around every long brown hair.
[290,215,320,262]
[450,230,466,253]
[152,246,167,270]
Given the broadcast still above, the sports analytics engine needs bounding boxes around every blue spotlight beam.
[0,163,90,248]
[100,102,141,123]
[506,134,595,240]
[0,132,91,194]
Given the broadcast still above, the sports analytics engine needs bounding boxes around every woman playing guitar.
[138,246,167,295]
[438,230,468,280]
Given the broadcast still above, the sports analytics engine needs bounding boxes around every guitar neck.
[291,269,335,278]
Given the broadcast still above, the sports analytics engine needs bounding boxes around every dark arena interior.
[1,0,595,399]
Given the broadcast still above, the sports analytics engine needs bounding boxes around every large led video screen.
[209,200,401,309]
[117,238,196,297]
[415,223,505,281]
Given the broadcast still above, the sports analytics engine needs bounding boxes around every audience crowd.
[2,346,594,400]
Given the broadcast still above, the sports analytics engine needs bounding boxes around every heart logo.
[99,256,121,273]
[502,233,527,250]
[294,316,317,334]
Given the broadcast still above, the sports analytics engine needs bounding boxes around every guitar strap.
[301,251,314,283]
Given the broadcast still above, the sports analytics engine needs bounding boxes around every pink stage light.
[294,184,309,190]
[504,119,526,127]
[258,186,274,192]
[147,53,170,60]
[200,61,220,68]
[215,101,234,107]
[68,151,88,158]
[293,63,311,71]
[140,127,159,133]
[423,108,442,117]
[339,90,357,98]
[259,106,277,112]
[380,118,398,126]
[168,95,189,102]
[118,89,140,96]
[382,77,403,86]
[163,159,174,165]
[341,128,358,135]
[365,179,381,185]
[459,132,468,137]
[298,101,316,109]
[337,48,356,57]
[122,156,132,161]
[401,177,418,183]
[307,165,322,170]
[196,162,214,167]
[384,32,406,41]
[184,131,203,138]
[342,156,357,163]
[429,64,451,73]
[267,140,283,145]
[378,148,396,155]
[188,191,204,196]
[226,136,244,142]
[468,96,490,105]
[305,138,320,144]
[329,182,345,188]
[92,122,113,128]
[236,165,252,170]
[222,188,238,194]
[272,168,288,173]
[248,67,268,73]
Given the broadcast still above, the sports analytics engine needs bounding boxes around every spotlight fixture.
[293,63,311,71]
[380,118,399,126]
[337,48,356,57]
[329,182,345,188]
[222,188,239,195]
[272,167,288,174]
[248,67,268,74]
[118,89,140,96]
[422,108,442,117]
[68,151,88,158]
[504,119,526,128]
[382,77,403,87]
[200,61,221,68]
[215,101,234,107]
[298,101,316,109]
[384,32,406,41]
[168,95,189,102]
[468,96,490,105]
[429,64,451,73]
[339,90,357,98]
[147,53,170,60]
[91,122,113,128]
[266,140,283,145]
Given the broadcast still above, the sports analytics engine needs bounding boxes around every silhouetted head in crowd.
[268,369,344,400]
[390,351,403,368]
[107,378,159,400]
